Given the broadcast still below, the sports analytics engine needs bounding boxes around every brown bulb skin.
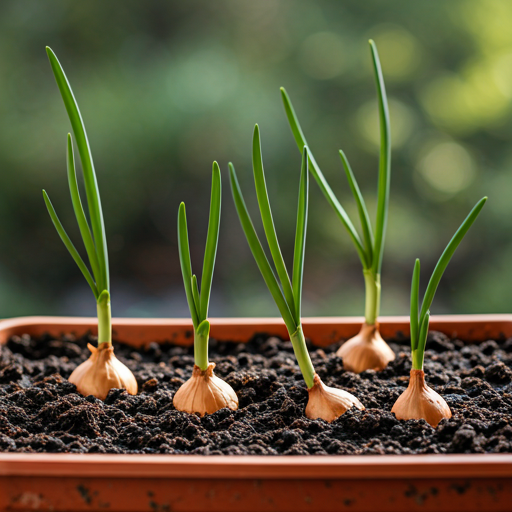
[305,374,364,422]
[392,369,452,427]
[173,363,238,416]
[337,322,395,373]
[69,343,138,400]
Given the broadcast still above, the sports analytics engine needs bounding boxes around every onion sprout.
[229,126,314,388]
[280,40,389,327]
[229,126,363,421]
[391,197,486,427]
[177,163,221,371]
[173,163,238,415]
[42,47,136,400]
[43,47,111,345]
[410,197,487,370]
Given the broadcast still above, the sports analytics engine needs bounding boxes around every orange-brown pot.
[0,314,511,512]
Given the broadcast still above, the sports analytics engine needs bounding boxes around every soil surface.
[1,331,511,455]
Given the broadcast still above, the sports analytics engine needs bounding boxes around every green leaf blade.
[280,87,369,268]
[228,163,297,334]
[191,274,201,318]
[199,162,221,320]
[46,47,109,292]
[410,258,420,352]
[414,311,430,370]
[177,202,199,329]
[66,133,101,286]
[339,149,374,261]
[252,125,296,314]
[292,147,309,324]
[419,197,487,323]
[43,190,98,299]
[196,319,210,339]
[369,40,392,276]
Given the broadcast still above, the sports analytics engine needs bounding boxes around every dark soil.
[1,330,511,455]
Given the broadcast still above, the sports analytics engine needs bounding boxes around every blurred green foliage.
[0,0,509,319]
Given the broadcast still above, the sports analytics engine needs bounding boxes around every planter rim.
[0,453,511,479]
[1,314,509,346]
[2,313,512,328]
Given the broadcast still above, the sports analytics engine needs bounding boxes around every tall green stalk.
[229,127,315,389]
[43,47,111,346]
[177,163,221,371]
[281,40,390,325]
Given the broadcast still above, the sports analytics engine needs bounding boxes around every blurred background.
[0,0,509,320]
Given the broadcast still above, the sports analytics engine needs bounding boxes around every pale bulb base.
[337,322,395,373]
[69,343,138,400]
[391,369,452,427]
[305,374,364,422]
[173,363,239,416]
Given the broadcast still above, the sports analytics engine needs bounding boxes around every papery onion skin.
[69,343,138,400]
[337,322,395,373]
[391,369,451,427]
[305,374,364,422]
[173,362,238,416]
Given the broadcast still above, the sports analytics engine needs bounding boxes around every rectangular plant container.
[0,315,511,512]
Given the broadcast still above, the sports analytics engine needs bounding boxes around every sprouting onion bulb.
[229,125,363,422]
[173,163,238,416]
[281,40,394,373]
[392,197,487,427]
[43,47,137,400]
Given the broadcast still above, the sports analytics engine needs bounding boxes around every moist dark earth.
[0,330,511,455]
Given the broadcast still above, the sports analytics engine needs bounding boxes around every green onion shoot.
[392,197,487,427]
[280,40,394,373]
[229,125,364,422]
[172,163,238,416]
[43,47,137,400]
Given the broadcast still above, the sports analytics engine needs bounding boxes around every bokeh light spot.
[371,26,421,81]
[356,98,416,149]
[420,74,476,134]
[416,142,476,196]
[492,52,512,99]
[421,65,510,134]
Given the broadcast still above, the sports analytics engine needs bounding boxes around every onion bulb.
[173,362,238,416]
[305,374,364,422]
[391,369,451,427]
[69,343,138,400]
[337,322,395,373]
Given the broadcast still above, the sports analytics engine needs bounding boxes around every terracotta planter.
[0,314,511,512]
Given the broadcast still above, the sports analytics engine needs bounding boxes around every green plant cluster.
[43,40,486,401]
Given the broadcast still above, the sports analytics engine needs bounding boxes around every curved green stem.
[363,269,380,325]
[290,325,315,389]
[194,319,210,370]
[412,311,430,370]
[369,39,391,277]
[97,290,111,346]
[280,88,369,268]
[411,350,422,371]
[229,163,297,334]
[46,47,109,292]
[410,259,420,352]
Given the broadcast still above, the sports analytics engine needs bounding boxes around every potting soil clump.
[0,332,511,455]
